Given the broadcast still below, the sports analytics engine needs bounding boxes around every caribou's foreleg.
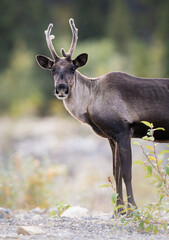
[117,134,137,208]
[109,139,123,208]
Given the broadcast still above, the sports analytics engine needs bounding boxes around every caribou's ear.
[36,55,54,70]
[73,53,88,68]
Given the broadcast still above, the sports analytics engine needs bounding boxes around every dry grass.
[0,154,67,209]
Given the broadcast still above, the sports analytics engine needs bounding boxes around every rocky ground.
[0,207,168,240]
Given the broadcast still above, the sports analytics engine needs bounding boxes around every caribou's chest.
[63,99,89,124]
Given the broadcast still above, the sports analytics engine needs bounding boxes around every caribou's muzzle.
[55,84,69,99]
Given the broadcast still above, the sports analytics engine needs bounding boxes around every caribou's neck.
[63,71,92,123]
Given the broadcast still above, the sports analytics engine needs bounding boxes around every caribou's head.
[36,19,88,100]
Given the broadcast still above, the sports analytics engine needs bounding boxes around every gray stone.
[31,214,43,220]
[29,207,46,214]
[0,208,11,219]
[61,206,89,218]
[17,226,45,235]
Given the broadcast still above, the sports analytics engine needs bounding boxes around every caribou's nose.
[56,84,69,97]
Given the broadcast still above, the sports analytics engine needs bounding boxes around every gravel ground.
[0,208,168,240]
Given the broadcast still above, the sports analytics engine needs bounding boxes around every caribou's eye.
[51,68,58,75]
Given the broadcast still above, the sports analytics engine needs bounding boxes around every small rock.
[17,226,45,235]
[0,207,11,219]
[29,207,46,214]
[0,207,11,214]
[0,234,7,238]
[32,214,42,220]
[0,211,6,219]
[61,206,89,218]
[47,231,74,238]
[3,234,18,239]
[15,213,25,220]
[91,212,112,219]
[39,223,44,227]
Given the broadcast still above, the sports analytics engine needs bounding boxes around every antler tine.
[68,18,78,57]
[61,18,78,59]
[44,23,59,60]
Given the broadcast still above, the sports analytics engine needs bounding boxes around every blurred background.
[0,0,169,211]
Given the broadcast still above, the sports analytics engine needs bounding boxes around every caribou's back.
[90,72,169,140]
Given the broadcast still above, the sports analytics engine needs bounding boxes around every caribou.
[36,18,169,210]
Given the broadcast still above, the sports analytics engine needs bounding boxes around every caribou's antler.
[61,18,78,59]
[44,23,59,60]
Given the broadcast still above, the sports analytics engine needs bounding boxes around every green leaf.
[157,181,163,188]
[154,225,158,234]
[157,160,162,166]
[143,165,148,172]
[145,226,151,232]
[139,220,144,230]
[142,136,150,141]
[133,209,139,217]
[159,194,165,203]
[133,141,140,146]
[142,136,154,141]
[133,160,143,165]
[148,156,156,161]
[49,211,57,216]
[163,223,168,231]
[146,213,151,220]
[159,150,169,156]
[141,121,154,129]
[154,127,165,131]
[112,193,118,204]
[121,217,125,223]
[115,205,125,210]
[145,206,151,211]
[99,184,111,188]
[124,219,130,226]
[148,137,155,141]
[165,166,169,175]
[149,224,154,232]
[144,174,152,178]
[159,224,163,229]
[147,165,152,174]
[147,129,153,136]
